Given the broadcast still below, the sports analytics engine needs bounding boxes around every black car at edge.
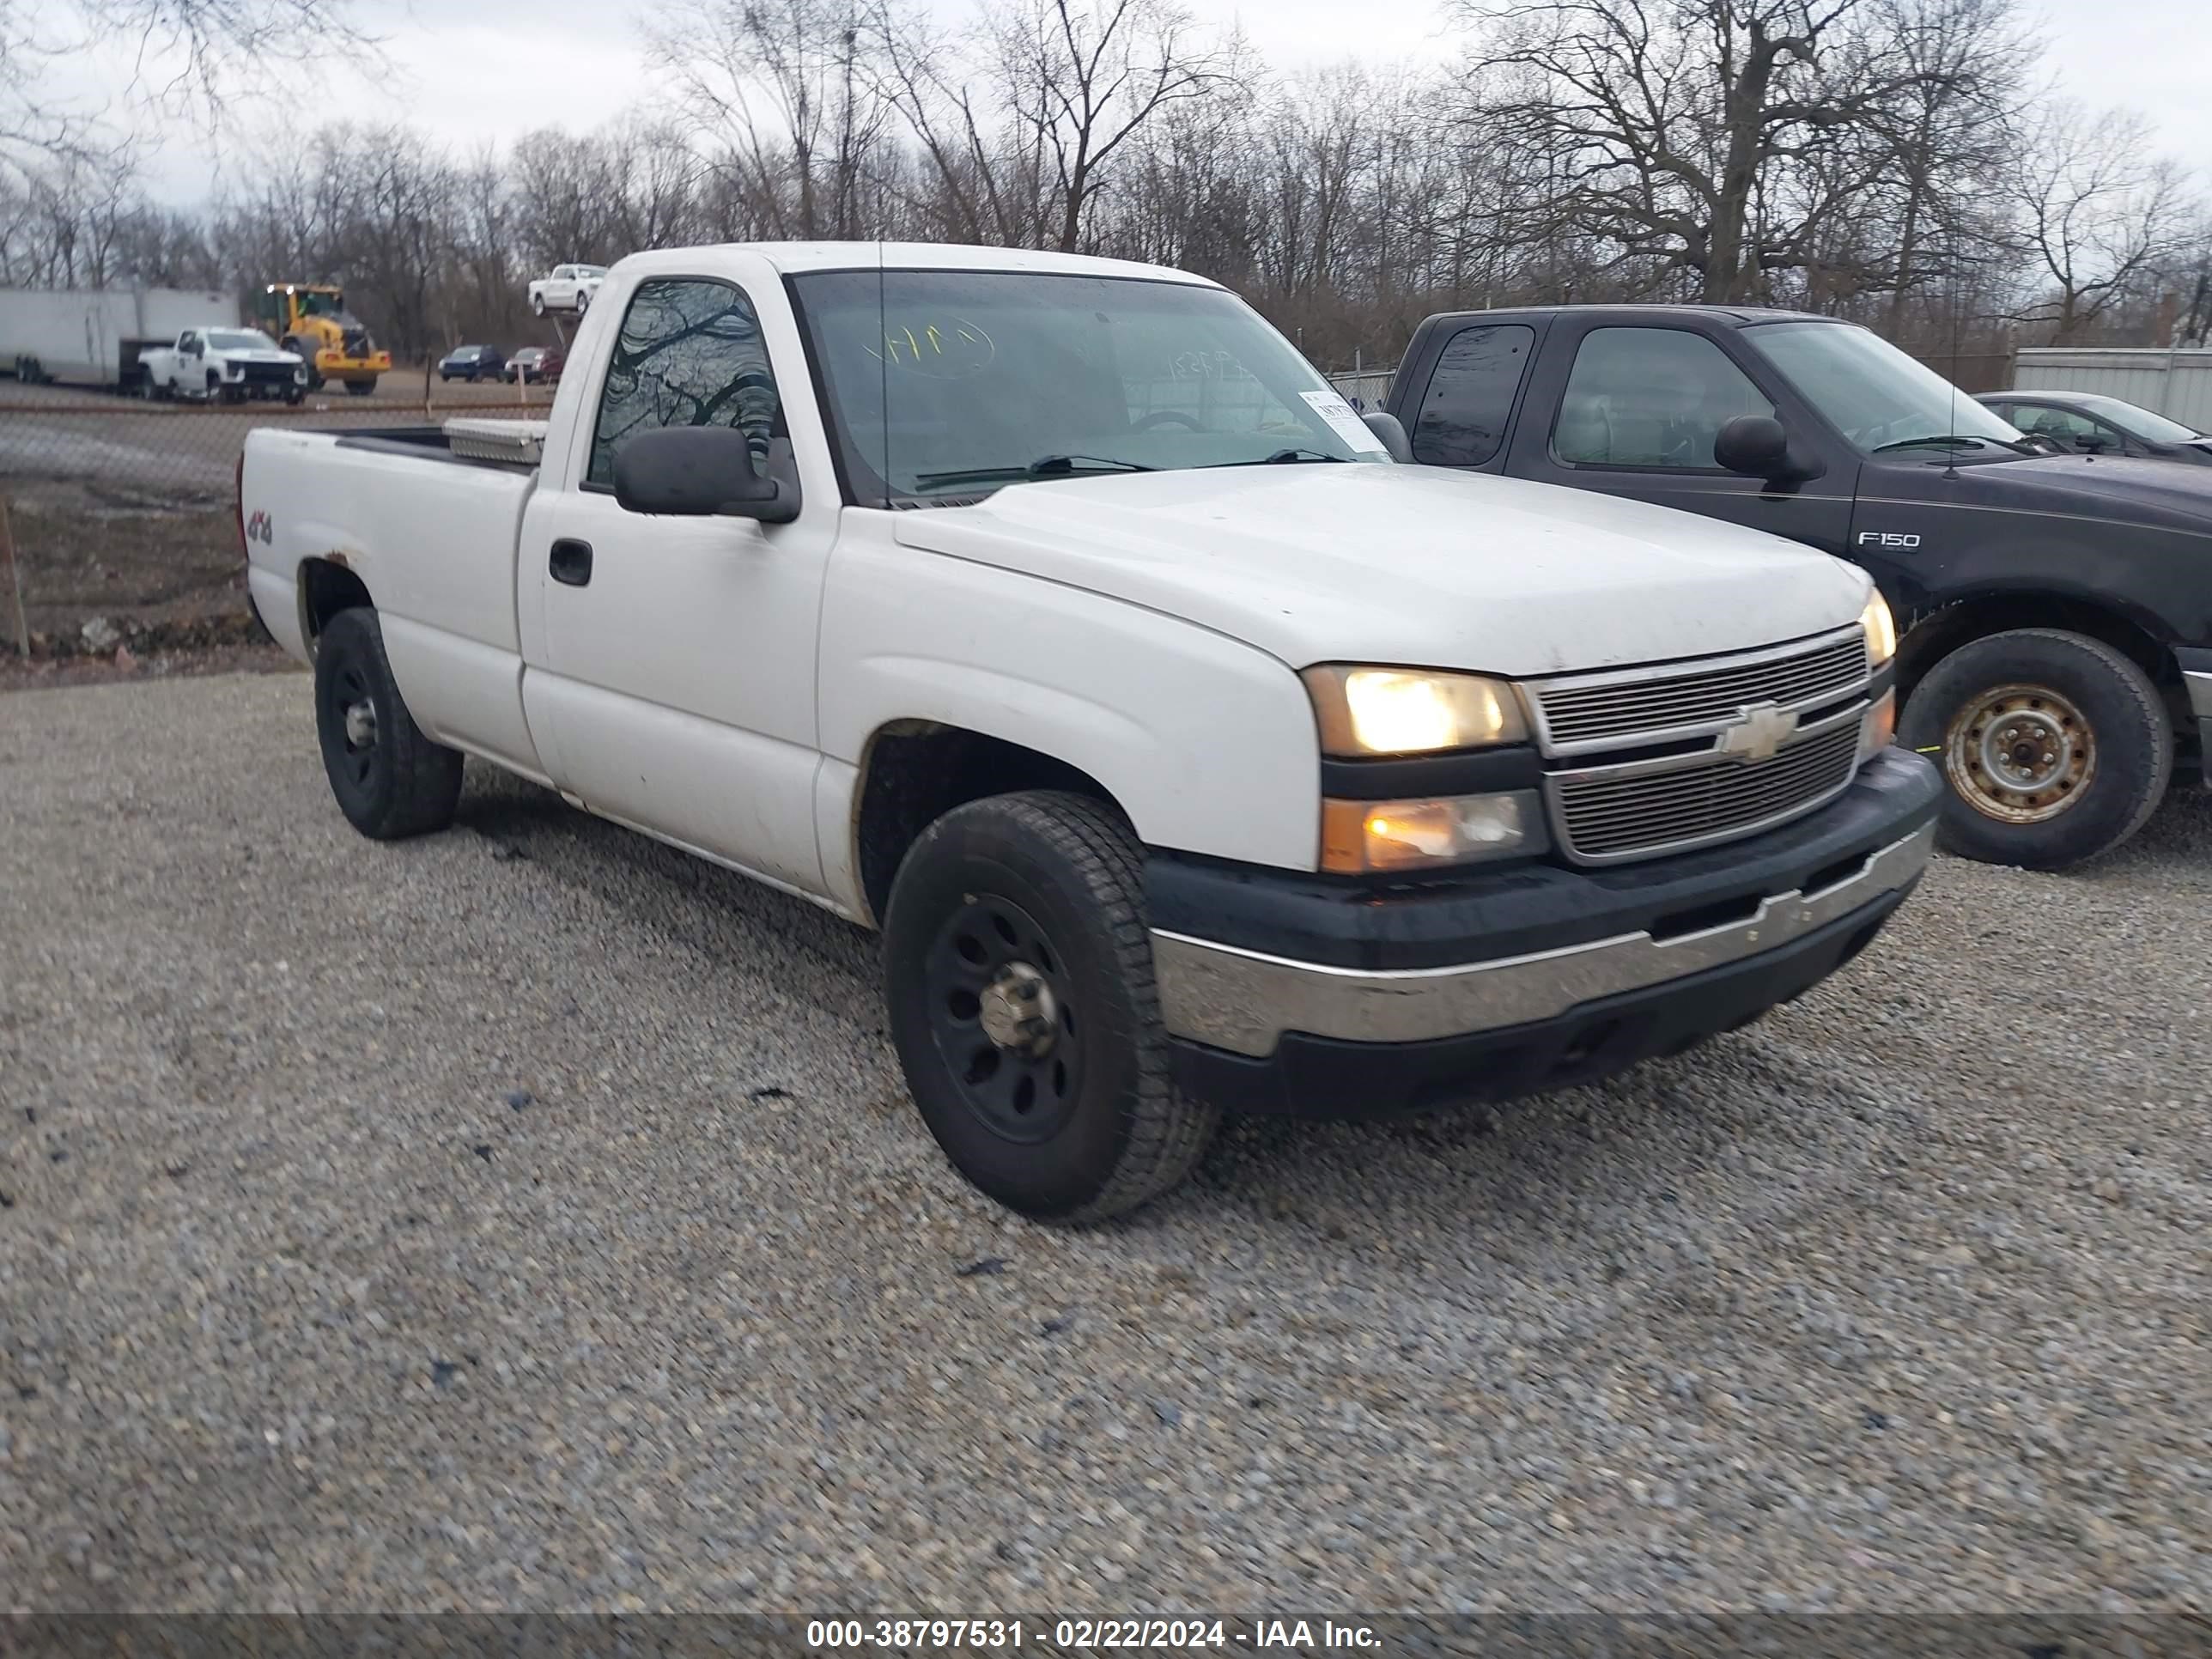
[1382,305,2212,870]
[438,344,507,383]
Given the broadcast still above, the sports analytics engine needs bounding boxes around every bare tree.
[2008,101,2199,342]
[2,0,375,188]
[986,0,1239,252]
[1454,0,2004,303]
[647,0,893,240]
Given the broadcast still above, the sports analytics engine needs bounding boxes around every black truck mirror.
[1714,415,1790,477]
[613,426,799,523]
[1713,413,1825,484]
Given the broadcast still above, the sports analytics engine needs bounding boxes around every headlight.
[1304,665,1527,757]
[295,366,308,384]
[1861,590,1898,666]
[1322,791,1541,874]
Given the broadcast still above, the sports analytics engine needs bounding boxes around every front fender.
[818,530,1322,875]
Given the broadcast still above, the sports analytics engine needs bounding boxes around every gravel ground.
[2,672,2209,1618]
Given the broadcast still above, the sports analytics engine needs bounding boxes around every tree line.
[3,0,2209,369]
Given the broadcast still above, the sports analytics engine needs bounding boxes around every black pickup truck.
[1381,306,2212,870]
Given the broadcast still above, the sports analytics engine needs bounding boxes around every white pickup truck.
[143,327,307,404]
[240,242,1942,1221]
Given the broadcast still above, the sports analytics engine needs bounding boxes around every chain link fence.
[0,380,557,661]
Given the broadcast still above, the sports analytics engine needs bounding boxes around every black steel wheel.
[313,607,465,841]
[883,790,1218,1223]
[921,892,1087,1146]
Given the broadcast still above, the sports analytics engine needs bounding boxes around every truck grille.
[1529,629,1869,753]
[236,362,295,386]
[1550,719,1862,863]
[1523,626,1877,866]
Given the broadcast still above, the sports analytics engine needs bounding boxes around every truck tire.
[531,293,546,317]
[1899,627,2170,871]
[313,607,465,841]
[882,790,1218,1223]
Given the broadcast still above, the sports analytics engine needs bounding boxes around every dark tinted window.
[1555,327,1775,470]
[587,278,781,489]
[1412,324,1533,466]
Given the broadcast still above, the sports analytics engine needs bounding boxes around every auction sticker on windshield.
[1301,388,1389,453]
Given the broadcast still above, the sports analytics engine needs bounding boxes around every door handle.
[549,538,593,586]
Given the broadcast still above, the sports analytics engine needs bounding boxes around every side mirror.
[1713,414,1819,482]
[613,425,798,523]
[1362,410,1413,464]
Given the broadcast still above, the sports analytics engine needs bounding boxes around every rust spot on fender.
[322,550,351,568]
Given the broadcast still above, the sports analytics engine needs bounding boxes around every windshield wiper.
[912,453,1155,489]
[1214,447,1346,466]
[1873,434,2036,458]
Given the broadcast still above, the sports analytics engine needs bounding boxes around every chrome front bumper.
[1152,822,1935,1059]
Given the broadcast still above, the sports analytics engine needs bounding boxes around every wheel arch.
[296,556,374,659]
[848,720,1128,930]
[1899,586,2184,722]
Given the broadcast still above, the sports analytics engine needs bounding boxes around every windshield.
[1746,321,2025,457]
[2039,392,2203,443]
[205,331,268,351]
[789,269,1389,502]
[300,291,343,317]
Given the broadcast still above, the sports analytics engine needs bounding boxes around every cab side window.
[2014,404,2120,453]
[587,278,783,491]
[1412,323,1534,467]
[1554,327,1774,471]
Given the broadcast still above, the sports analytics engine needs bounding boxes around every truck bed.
[334,417,548,471]
[242,419,547,777]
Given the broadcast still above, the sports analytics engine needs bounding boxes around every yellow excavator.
[253,283,391,395]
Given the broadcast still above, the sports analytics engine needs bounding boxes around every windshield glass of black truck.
[790,270,1389,502]
[1747,321,2026,459]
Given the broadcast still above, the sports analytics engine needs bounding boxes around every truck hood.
[1881,453,2212,532]
[890,463,1867,677]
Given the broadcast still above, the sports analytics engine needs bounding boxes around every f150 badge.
[1856,532,1921,549]
[1717,702,1798,763]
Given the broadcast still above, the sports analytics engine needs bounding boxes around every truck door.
[519,269,835,896]
[1499,318,1856,559]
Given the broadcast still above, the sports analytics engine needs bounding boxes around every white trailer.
[0,287,240,388]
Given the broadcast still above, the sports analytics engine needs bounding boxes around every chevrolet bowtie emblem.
[1716,702,1798,763]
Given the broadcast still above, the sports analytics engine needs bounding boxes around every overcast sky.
[79,0,2212,208]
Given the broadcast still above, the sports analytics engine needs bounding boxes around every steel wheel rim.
[326,662,379,790]
[1944,682,2094,823]
[924,893,1084,1144]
